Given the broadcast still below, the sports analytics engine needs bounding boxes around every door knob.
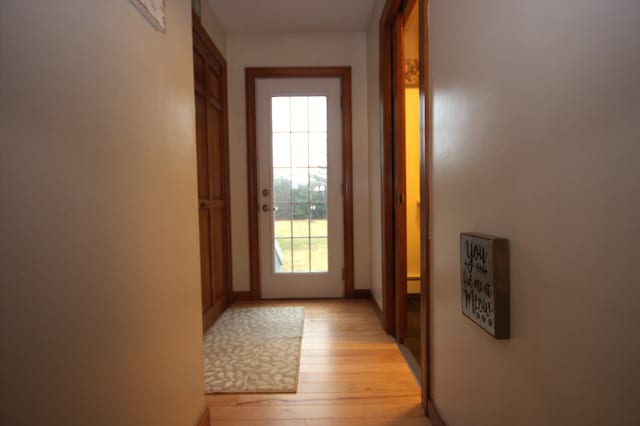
[199,200,209,209]
[262,204,276,212]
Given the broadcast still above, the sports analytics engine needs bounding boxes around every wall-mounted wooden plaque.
[460,233,510,339]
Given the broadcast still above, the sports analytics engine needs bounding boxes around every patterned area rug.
[203,306,304,393]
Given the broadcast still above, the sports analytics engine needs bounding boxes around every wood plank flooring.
[205,299,430,425]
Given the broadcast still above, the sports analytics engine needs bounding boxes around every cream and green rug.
[203,306,304,393]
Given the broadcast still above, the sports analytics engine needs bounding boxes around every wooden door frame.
[244,67,354,300]
[380,0,405,337]
[193,15,233,329]
[392,9,408,344]
[380,0,437,420]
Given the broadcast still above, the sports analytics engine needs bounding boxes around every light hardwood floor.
[205,299,431,425]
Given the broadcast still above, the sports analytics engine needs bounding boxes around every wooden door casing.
[244,67,355,300]
[193,18,232,332]
[392,14,408,343]
[380,0,434,419]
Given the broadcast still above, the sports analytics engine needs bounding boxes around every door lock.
[262,204,276,212]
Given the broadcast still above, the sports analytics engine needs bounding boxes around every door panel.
[194,24,231,331]
[207,106,222,198]
[198,209,212,310]
[256,78,343,299]
[195,94,209,197]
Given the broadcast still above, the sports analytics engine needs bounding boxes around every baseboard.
[427,398,446,426]
[353,289,371,299]
[232,291,255,302]
[195,406,210,426]
[234,290,371,301]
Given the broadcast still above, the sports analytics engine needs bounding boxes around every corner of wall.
[199,0,228,57]
[366,0,386,310]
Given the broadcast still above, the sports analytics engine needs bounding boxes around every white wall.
[226,32,371,292]
[0,1,205,425]
[366,0,387,309]
[200,0,227,57]
[430,0,640,425]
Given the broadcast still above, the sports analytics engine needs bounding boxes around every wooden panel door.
[193,19,231,331]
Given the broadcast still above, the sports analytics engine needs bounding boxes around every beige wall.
[0,1,205,425]
[430,0,640,425]
[200,0,227,57]
[226,32,371,292]
[366,0,387,309]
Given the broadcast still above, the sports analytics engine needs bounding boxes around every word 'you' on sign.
[460,233,510,339]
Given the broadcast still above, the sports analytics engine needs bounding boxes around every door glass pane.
[292,212,310,238]
[272,97,290,132]
[273,169,292,202]
[292,169,309,203]
[310,210,328,237]
[308,97,327,132]
[274,238,292,272]
[309,168,327,202]
[274,203,292,237]
[310,238,328,272]
[290,97,309,132]
[272,133,291,167]
[271,95,328,273]
[309,133,327,167]
[291,133,309,168]
[292,238,311,272]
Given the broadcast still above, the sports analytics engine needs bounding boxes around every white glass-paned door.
[256,78,343,298]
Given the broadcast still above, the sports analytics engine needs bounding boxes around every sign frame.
[460,232,510,339]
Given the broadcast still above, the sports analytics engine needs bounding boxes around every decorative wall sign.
[460,233,510,339]
[129,0,166,32]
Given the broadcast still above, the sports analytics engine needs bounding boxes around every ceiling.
[206,0,380,33]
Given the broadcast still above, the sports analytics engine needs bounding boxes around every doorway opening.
[245,67,355,300]
[399,0,422,376]
[380,0,432,416]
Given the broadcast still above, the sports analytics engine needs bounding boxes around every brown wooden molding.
[195,406,210,426]
[232,291,256,302]
[352,289,371,299]
[245,68,261,300]
[379,0,403,336]
[244,66,355,300]
[392,13,408,343]
[193,15,225,65]
[380,0,432,418]
[419,0,432,413]
[191,11,200,24]
[428,399,447,426]
[402,0,419,21]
